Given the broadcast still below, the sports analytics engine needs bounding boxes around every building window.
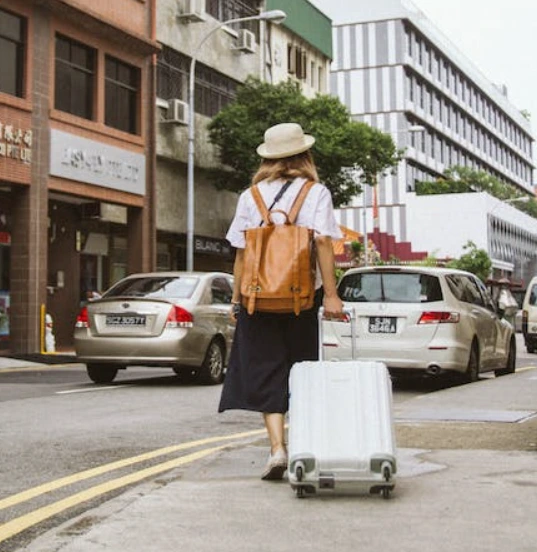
[55,35,95,119]
[105,56,140,134]
[195,64,238,118]
[157,45,189,101]
[0,8,25,97]
[206,0,258,35]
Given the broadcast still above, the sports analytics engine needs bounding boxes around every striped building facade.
[329,1,535,274]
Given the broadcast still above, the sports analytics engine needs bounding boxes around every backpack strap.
[288,180,315,224]
[250,185,271,227]
[246,227,264,315]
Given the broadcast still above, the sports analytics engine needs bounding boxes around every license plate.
[106,315,146,326]
[369,316,397,334]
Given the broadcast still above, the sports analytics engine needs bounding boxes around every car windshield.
[339,272,443,303]
[104,276,199,299]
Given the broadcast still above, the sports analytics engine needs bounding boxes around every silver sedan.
[74,272,235,384]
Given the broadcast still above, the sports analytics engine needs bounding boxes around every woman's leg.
[263,412,286,453]
[261,412,287,480]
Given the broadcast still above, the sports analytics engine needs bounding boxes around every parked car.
[511,287,526,333]
[322,266,517,382]
[522,276,537,353]
[74,272,235,384]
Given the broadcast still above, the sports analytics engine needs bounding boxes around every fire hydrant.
[45,313,56,353]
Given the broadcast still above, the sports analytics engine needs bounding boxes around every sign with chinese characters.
[49,129,146,195]
[0,122,32,163]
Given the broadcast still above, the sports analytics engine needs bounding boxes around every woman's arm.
[230,249,244,319]
[315,235,343,316]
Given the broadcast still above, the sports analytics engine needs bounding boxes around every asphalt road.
[0,333,535,551]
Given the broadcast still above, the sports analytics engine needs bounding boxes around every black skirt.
[218,290,322,414]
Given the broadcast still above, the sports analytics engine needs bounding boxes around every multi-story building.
[0,0,159,354]
[0,0,332,355]
[154,0,332,274]
[329,0,536,282]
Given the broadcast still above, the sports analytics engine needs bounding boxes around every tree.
[207,78,401,207]
[447,240,492,282]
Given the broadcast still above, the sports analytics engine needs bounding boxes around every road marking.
[56,385,130,394]
[0,428,266,512]
[0,445,227,544]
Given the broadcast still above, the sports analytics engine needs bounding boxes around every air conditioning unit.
[177,0,206,23]
[164,99,189,125]
[234,29,256,54]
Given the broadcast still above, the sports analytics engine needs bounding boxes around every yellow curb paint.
[0,445,227,543]
[0,428,266,511]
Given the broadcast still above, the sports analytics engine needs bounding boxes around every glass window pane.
[0,9,21,41]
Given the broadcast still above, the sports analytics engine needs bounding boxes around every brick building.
[0,0,159,353]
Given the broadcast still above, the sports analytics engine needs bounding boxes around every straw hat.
[256,123,315,159]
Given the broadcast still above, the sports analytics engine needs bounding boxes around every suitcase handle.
[318,307,357,361]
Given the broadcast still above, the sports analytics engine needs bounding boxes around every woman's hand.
[230,302,241,321]
[323,294,344,318]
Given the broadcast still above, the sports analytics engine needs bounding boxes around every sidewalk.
[19,367,536,552]
[0,352,76,369]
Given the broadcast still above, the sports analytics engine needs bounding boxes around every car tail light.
[75,306,89,328]
[166,306,194,328]
[418,311,460,324]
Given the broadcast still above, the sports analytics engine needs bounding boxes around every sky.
[309,0,537,135]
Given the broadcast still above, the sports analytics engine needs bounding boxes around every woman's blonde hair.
[251,151,319,185]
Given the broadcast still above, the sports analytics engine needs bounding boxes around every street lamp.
[185,9,287,271]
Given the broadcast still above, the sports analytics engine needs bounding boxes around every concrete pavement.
[3,357,536,552]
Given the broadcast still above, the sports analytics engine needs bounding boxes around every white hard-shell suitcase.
[287,308,397,498]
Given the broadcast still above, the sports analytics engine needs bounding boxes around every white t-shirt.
[226,177,343,288]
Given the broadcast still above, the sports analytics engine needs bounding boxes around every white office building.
[330,0,537,282]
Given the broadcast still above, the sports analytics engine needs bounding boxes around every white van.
[522,276,537,353]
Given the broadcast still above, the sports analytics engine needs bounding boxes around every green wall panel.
[266,0,332,59]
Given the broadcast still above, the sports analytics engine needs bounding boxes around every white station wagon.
[323,266,516,382]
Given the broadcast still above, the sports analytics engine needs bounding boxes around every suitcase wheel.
[382,462,393,499]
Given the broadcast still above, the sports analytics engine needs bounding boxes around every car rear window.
[104,276,199,299]
[338,272,443,303]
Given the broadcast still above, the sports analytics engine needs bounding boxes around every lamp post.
[186,9,286,271]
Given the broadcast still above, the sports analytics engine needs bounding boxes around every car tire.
[495,337,516,377]
[87,364,119,384]
[463,341,480,384]
[527,344,536,354]
[197,339,225,385]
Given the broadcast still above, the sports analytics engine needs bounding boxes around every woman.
[218,122,343,480]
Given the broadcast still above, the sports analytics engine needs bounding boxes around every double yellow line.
[0,428,266,544]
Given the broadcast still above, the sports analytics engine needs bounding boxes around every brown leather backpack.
[241,180,316,315]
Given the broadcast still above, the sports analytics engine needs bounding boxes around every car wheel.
[463,341,480,384]
[87,363,119,384]
[527,345,536,354]
[495,338,516,377]
[197,339,224,385]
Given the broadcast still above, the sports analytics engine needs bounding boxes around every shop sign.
[194,236,232,257]
[0,122,32,163]
[50,130,146,195]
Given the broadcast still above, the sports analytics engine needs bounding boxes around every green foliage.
[446,240,492,282]
[415,166,515,199]
[207,78,401,207]
[350,240,363,255]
